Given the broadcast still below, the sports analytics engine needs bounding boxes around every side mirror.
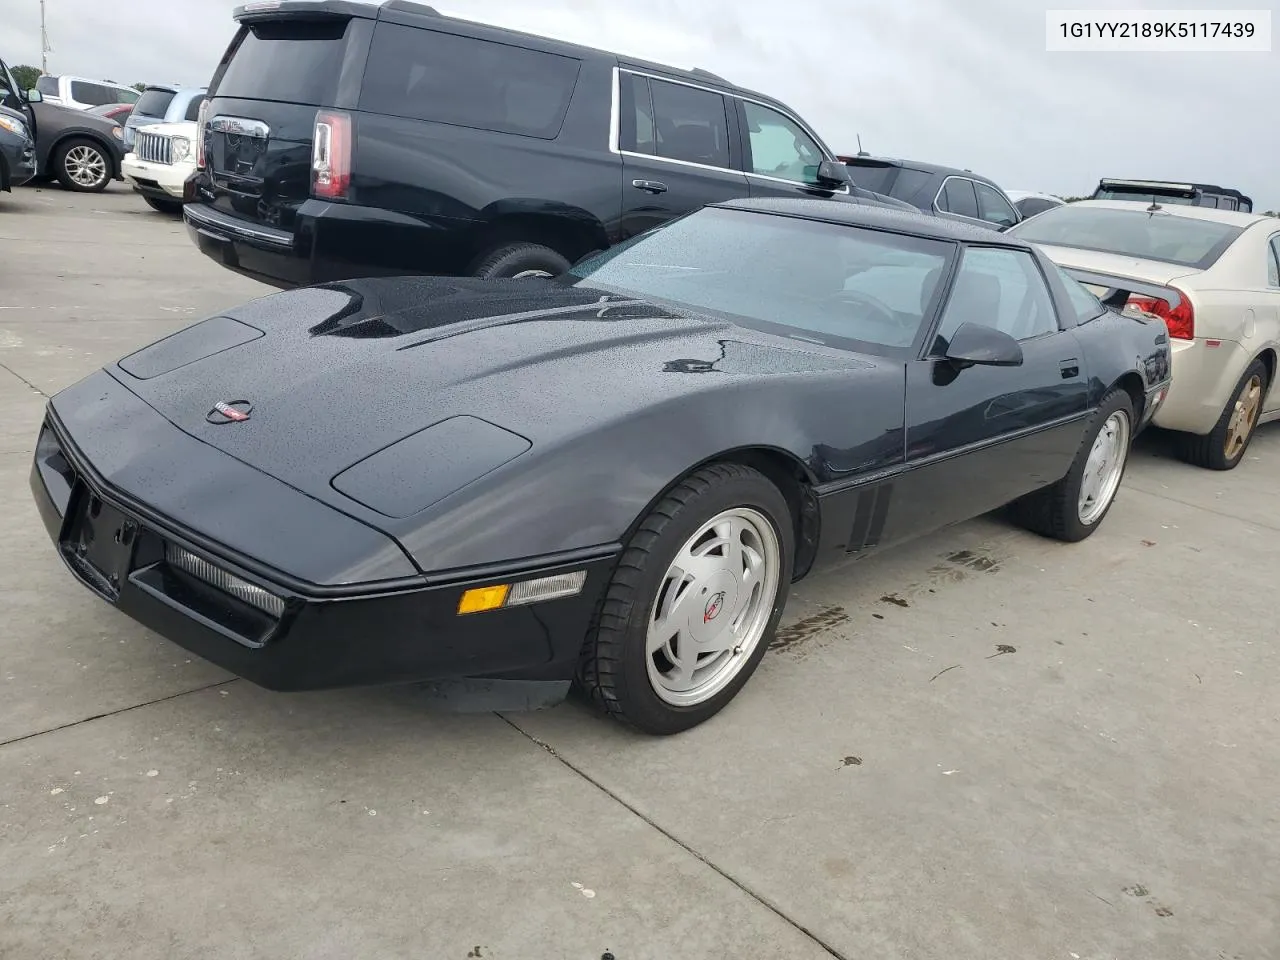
[943,322,1023,369]
[810,160,852,188]
[24,89,42,103]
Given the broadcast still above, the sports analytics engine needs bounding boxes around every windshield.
[1007,205,1244,269]
[568,207,954,355]
[1094,187,1196,206]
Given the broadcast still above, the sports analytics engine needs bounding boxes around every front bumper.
[1153,338,1249,435]
[122,155,196,201]
[30,399,616,692]
[2,140,37,188]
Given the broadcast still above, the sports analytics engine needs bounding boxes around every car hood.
[131,120,196,138]
[35,99,121,132]
[1028,243,1203,288]
[102,276,876,512]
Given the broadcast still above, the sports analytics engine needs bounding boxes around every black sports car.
[31,199,1172,735]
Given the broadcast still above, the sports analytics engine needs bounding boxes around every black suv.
[186,0,901,288]
[1090,178,1253,213]
[838,154,1022,231]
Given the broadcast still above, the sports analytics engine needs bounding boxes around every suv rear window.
[133,88,176,118]
[214,20,350,106]
[845,162,898,194]
[359,24,581,140]
[184,94,207,122]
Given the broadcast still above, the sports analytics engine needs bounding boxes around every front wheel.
[577,464,795,735]
[53,138,111,193]
[1011,388,1134,542]
[1174,358,1268,471]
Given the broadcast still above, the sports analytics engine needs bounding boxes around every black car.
[1090,178,1253,213]
[184,0,908,289]
[0,58,126,193]
[32,198,1171,735]
[840,154,1022,231]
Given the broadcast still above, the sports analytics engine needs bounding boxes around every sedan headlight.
[0,114,29,140]
[171,137,191,162]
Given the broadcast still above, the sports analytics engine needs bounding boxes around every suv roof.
[231,0,797,113]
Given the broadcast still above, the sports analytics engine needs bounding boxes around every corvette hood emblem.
[206,400,253,424]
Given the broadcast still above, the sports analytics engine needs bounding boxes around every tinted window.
[1048,261,1107,324]
[1008,205,1246,269]
[184,94,207,122]
[940,178,979,218]
[70,81,113,106]
[618,72,656,154]
[742,100,823,182]
[568,207,952,354]
[934,247,1059,346]
[1268,236,1280,287]
[974,181,1019,226]
[649,79,731,169]
[36,75,58,95]
[885,167,936,205]
[215,20,349,106]
[116,86,140,104]
[1016,197,1059,218]
[0,66,12,102]
[360,24,580,140]
[845,162,897,193]
[133,88,175,118]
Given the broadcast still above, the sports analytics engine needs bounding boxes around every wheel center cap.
[690,572,738,643]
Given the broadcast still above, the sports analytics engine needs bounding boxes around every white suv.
[34,75,140,111]
[122,120,197,214]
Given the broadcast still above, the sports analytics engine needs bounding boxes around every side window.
[1267,236,1280,287]
[974,181,1019,227]
[939,177,979,219]
[618,73,655,154]
[1048,261,1107,324]
[185,95,207,123]
[36,75,59,96]
[649,79,731,169]
[358,24,582,140]
[71,81,111,106]
[741,100,824,183]
[117,87,140,104]
[933,246,1060,349]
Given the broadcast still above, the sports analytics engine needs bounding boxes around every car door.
[1262,234,1280,415]
[615,70,749,241]
[883,244,1090,543]
[734,97,849,202]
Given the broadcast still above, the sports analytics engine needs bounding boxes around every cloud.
[4,0,1271,208]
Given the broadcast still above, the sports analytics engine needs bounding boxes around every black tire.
[53,138,112,193]
[471,242,571,280]
[1011,388,1134,542]
[576,463,795,736]
[143,196,182,215]
[1174,358,1269,471]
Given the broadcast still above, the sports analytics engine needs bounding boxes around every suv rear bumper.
[185,203,311,288]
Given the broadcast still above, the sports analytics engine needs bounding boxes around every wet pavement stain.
[1122,884,1150,898]
[879,593,910,608]
[945,549,1003,573]
[840,756,863,767]
[986,644,1017,658]
[771,606,850,655]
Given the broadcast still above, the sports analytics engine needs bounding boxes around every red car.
[87,103,132,123]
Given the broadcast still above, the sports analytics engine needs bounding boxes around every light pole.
[40,0,52,75]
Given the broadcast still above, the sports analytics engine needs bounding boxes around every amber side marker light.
[457,571,587,615]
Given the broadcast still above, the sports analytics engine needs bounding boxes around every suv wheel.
[471,243,571,280]
[54,138,111,193]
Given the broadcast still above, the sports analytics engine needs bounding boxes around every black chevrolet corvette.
[31,199,1171,735]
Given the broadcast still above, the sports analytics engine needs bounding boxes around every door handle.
[1059,359,1079,379]
[632,179,667,194]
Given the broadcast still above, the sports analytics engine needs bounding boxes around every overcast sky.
[5,0,1275,209]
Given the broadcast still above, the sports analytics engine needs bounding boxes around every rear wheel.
[471,242,571,280]
[143,196,182,215]
[1011,388,1133,542]
[53,139,111,193]
[576,464,794,735]
[1174,358,1268,471]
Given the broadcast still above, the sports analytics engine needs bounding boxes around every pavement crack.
[0,678,238,749]
[0,361,49,398]
[1127,484,1280,533]
[497,713,850,960]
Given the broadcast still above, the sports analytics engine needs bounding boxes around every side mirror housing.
[24,89,43,103]
[809,160,851,188]
[943,322,1023,369]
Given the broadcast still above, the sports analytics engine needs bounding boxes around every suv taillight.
[312,110,351,200]
[196,98,209,170]
[1126,286,1194,340]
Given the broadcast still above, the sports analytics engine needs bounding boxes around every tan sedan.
[1008,200,1280,470]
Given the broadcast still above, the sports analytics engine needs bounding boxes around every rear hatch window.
[215,19,349,106]
[133,88,176,119]
[358,23,581,140]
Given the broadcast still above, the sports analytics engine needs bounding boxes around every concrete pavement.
[1,184,1275,960]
